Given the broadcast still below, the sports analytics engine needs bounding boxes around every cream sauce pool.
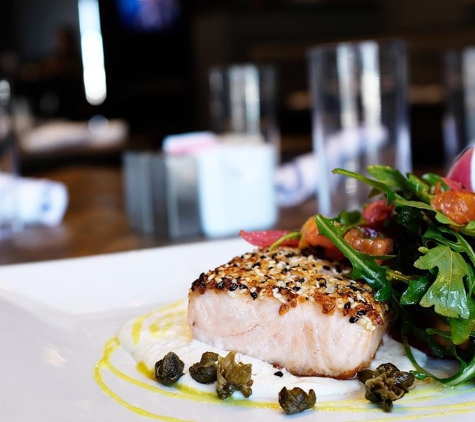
[117,299,428,401]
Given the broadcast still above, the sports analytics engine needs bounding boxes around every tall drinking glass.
[200,63,279,237]
[208,63,279,156]
[307,39,412,217]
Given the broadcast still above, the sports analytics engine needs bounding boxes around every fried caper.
[189,351,219,384]
[154,351,184,386]
[216,351,253,400]
[357,362,415,411]
[278,386,316,415]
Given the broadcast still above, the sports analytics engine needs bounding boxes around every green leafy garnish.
[415,246,470,319]
[310,165,475,387]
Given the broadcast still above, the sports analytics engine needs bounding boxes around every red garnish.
[441,177,466,192]
[239,230,299,247]
[362,200,395,230]
[446,146,474,191]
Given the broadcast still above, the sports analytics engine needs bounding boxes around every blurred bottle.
[0,74,23,238]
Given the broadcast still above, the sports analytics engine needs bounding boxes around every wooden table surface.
[0,163,318,266]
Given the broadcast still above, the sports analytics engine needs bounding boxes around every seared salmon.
[188,247,389,379]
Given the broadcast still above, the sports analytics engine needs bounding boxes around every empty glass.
[208,63,279,155]
[307,39,412,216]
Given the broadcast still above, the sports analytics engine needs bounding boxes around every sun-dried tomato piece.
[298,216,345,260]
[431,190,475,225]
[343,227,393,256]
[362,200,394,230]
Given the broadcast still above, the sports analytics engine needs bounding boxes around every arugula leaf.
[400,276,430,305]
[333,168,398,204]
[270,231,301,250]
[433,215,475,237]
[446,297,475,345]
[423,225,475,295]
[405,174,432,203]
[337,209,362,225]
[393,197,435,212]
[421,172,444,187]
[415,246,470,319]
[366,165,409,190]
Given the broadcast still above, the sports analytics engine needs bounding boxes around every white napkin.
[0,173,69,226]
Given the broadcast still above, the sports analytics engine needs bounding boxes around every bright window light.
[78,0,107,105]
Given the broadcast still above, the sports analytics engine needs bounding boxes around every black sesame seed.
[335,264,342,273]
[344,302,351,310]
[239,284,248,290]
[323,265,331,271]
[274,371,284,377]
[250,291,258,300]
[293,286,301,291]
[357,309,366,316]
[229,284,238,291]
[349,316,359,323]
[216,281,225,290]
[190,279,201,292]
[252,262,261,268]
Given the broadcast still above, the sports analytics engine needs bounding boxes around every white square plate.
[1,237,474,421]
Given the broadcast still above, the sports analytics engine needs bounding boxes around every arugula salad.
[313,164,475,386]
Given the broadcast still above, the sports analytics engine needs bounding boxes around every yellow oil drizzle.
[132,300,185,345]
[149,310,186,339]
[136,361,154,380]
[94,338,191,422]
[175,383,280,410]
[95,301,475,420]
[131,310,156,346]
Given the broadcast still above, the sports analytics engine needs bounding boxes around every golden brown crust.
[190,247,388,330]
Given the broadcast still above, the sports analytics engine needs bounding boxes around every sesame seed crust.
[190,247,388,330]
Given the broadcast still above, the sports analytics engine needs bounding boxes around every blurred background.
[2,0,475,263]
[2,0,474,170]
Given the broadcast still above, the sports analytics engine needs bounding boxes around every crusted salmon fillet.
[188,247,389,379]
